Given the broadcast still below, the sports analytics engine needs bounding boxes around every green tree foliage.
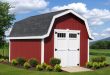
[90,41,110,49]
[0,1,15,46]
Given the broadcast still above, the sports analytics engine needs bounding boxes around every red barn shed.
[8,9,93,67]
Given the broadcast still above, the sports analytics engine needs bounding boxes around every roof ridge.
[16,9,70,23]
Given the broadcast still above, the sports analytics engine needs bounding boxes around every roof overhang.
[7,10,93,40]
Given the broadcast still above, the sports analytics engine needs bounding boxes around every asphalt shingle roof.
[9,9,68,37]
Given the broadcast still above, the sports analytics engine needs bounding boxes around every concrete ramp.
[61,66,92,72]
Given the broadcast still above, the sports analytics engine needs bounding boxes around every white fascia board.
[7,35,47,39]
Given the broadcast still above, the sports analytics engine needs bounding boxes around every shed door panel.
[57,33,67,51]
[54,30,68,67]
[68,30,80,66]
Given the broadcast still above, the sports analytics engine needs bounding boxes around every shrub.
[36,64,43,71]
[11,59,18,66]
[86,61,109,69]
[3,59,9,63]
[28,58,38,67]
[100,56,105,62]
[0,58,5,63]
[3,56,9,60]
[91,56,106,62]
[54,64,61,72]
[102,61,108,67]
[50,58,61,66]
[46,65,53,71]
[24,62,31,69]
[92,62,99,69]
[86,62,93,68]
[17,58,26,66]
[99,62,104,67]
[41,63,47,70]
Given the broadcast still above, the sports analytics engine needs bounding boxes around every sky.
[2,0,110,41]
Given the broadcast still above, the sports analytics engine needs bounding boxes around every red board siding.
[10,39,41,63]
[44,13,88,66]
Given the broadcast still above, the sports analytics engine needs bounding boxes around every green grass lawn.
[0,63,110,75]
[90,49,110,56]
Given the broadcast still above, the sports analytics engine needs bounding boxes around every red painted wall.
[44,13,88,66]
[10,39,41,63]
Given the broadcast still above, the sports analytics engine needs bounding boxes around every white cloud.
[92,32,109,37]
[2,0,48,14]
[92,32,109,40]
[104,28,110,32]
[93,32,99,36]
[51,3,88,13]
[90,19,104,25]
[44,2,110,26]
[85,9,110,25]
[100,33,108,37]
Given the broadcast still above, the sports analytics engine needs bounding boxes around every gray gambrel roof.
[9,9,93,39]
[9,9,68,37]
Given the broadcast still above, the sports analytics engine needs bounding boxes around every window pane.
[69,34,77,38]
[57,33,66,38]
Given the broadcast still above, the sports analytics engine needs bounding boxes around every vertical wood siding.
[10,39,41,63]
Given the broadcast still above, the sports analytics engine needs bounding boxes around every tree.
[90,41,110,49]
[0,1,15,56]
[0,1,15,46]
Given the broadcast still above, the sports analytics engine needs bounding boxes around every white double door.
[54,29,80,67]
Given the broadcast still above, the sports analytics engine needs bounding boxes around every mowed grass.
[90,49,110,56]
[0,63,110,75]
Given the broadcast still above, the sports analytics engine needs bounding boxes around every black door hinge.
[55,48,57,51]
[77,49,79,51]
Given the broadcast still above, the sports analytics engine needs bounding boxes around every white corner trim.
[88,39,90,62]
[8,10,93,40]
[9,40,11,62]
[41,39,44,63]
